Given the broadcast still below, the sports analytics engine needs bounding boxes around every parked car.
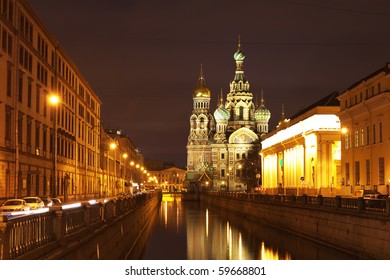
[50,198,62,205]
[354,189,382,198]
[0,199,30,213]
[23,197,45,209]
[40,197,53,207]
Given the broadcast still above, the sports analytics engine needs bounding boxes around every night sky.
[28,0,390,168]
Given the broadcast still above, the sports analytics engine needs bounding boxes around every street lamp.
[109,142,117,195]
[122,153,128,193]
[48,94,60,198]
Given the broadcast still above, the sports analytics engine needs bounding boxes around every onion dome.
[214,106,230,122]
[255,91,271,122]
[233,35,245,61]
[214,91,230,121]
[193,64,211,98]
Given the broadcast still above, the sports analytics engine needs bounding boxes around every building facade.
[261,92,341,196]
[338,63,390,195]
[100,129,146,196]
[0,0,101,201]
[146,167,186,192]
[186,40,270,191]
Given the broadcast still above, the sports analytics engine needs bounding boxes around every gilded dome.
[193,81,211,98]
[214,105,230,122]
[193,65,211,98]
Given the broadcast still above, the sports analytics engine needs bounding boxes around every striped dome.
[214,105,230,122]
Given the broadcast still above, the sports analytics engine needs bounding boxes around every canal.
[140,194,358,260]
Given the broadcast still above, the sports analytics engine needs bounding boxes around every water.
[140,194,357,260]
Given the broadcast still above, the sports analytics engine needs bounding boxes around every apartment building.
[0,0,101,200]
[338,63,390,195]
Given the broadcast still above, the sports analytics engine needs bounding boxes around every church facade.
[185,40,270,191]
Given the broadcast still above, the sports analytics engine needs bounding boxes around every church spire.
[260,89,265,106]
[280,104,285,121]
[218,89,224,106]
[277,103,289,128]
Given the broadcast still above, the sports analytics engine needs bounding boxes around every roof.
[345,62,390,91]
[289,91,340,120]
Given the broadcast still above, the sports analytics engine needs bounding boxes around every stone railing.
[0,192,158,260]
[209,192,390,216]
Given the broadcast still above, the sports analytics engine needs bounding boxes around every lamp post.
[109,142,117,196]
[48,94,59,198]
[122,153,128,193]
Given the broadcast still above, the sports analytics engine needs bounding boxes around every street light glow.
[48,94,60,105]
[109,142,117,149]
[341,127,348,134]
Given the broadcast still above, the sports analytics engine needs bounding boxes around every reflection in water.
[140,194,357,260]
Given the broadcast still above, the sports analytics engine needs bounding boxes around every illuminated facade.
[261,92,341,195]
[146,167,186,192]
[186,40,270,191]
[101,129,145,196]
[338,63,390,195]
[0,0,102,200]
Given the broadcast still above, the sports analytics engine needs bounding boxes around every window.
[27,78,32,107]
[345,162,350,185]
[345,134,349,150]
[37,33,49,60]
[366,160,370,185]
[42,126,47,153]
[355,161,360,185]
[36,62,48,85]
[5,106,12,141]
[35,122,40,154]
[1,0,14,23]
[372,124,376,144]
[27,117,32,150]
[20,13,34,43]
[365,89,368,99]
[18,73,23,102]
[19,45,32,72]
[43,92,47,117]
[355,129,359,148]
[366,126,370,145]
[361,128,364,146]
[6,63,12,97]
[378,158,385,185]
[36,85,40,113]
[221,169,225,177]
[236,153,240,160]
[50,129,54,154]
[359,92,362,102]
[379,122,383,143]
[18,113,23,144]
[378,83,381,94]
[1,28,13,56]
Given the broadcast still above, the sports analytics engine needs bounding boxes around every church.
[185,39,271,191]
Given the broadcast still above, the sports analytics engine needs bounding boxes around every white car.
[23,197,45,209]
[0,199,30,213]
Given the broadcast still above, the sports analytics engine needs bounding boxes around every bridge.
[1,191,389,259]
